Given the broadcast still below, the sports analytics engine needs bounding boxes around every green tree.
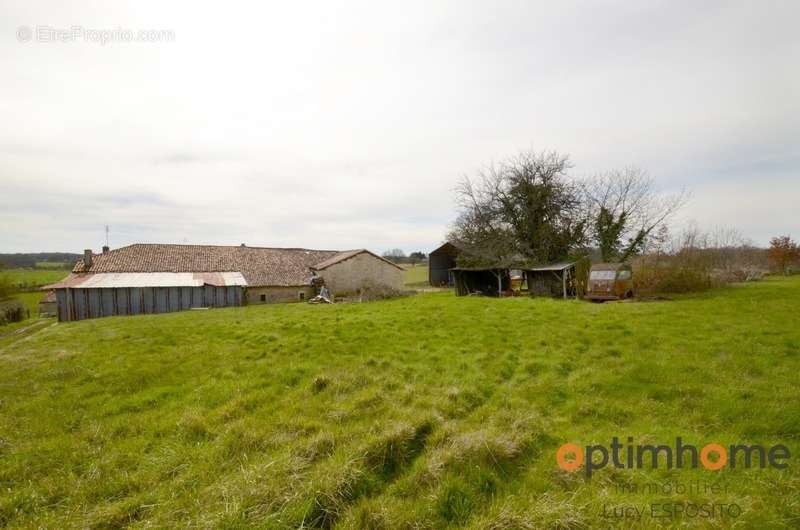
[449,150,588,266]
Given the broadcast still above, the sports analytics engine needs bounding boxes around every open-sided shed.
[451,267,511,296]
[451,258,590,299]
[523,258,590,299]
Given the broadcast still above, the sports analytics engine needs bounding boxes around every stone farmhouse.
[45,244,404,321]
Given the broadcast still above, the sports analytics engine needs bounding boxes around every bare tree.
[586,167,688,262]
[381,248,407,263]
[449,150,588,265]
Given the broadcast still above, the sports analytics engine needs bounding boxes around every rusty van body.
[585,262,634,301]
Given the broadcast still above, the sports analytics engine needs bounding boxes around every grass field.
[12,291,44,318]
[1,277,799,528]
[0,269,67,324]
[403,263,428,288]
[1,268,69,291]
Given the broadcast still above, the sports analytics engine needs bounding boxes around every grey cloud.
[0,1,798,252]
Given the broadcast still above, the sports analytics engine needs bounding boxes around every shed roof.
[45,272,247,289]
[525,261,577,272]
[452,260,578,272]
[430,241,465,256]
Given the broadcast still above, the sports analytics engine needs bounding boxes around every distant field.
[0,269,66,324]
[403,263,428,287]
[12,291,45,318]
[1,268,69,291]
[34,261,71,269]
[1,277,798,528]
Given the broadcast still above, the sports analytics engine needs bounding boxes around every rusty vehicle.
[585,262,634,301]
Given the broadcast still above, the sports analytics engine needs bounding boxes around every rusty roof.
[71,244,342,287]
[40,290,56,303]
[45,272,247,290]
[525,261,577,272]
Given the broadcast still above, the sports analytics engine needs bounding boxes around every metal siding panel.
[169,288,181,311]
[205,285,215,306]
[117,288,129,316]
[56,290,67,321]
[216,287,226,307]
[74,289,85,320]
[88,290,101,319]
[155,288,167,313]
[191,287,203,307]
[70,289,78,321]
[102,289,116,317]
[180,287,191,309]
[130,288,141,314]
[143,288,154,314]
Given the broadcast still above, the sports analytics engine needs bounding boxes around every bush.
[633,226,768,295]
[0,275,14,301]
[335,280,408,302]
[634,261,714,294]
[0,300,26,326]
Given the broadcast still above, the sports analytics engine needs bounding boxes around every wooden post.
[562,269,567,299]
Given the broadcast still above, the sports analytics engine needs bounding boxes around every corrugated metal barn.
[51,272,246,321]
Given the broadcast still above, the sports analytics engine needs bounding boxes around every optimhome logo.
[556,437,791,478]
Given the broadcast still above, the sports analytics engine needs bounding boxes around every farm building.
[38,290,57,317]
[525,260,590,298]
[452,258,590,298]
[45,244,403,321]
[428,242,463,286]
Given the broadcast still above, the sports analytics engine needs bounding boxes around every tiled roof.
[311,249,404,271]
[72,244,341,287]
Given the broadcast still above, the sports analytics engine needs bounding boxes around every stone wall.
[246,285,314,304]
[317,252,403,296]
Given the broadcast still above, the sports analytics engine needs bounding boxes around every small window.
[298,291,306,300]
[617,270,632,280]
[590,270,615,280]
[260,294,267,302]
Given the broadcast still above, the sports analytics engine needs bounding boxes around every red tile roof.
[72,244,341,287]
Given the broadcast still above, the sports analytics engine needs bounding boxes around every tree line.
[448,149,689,267]
[0,253,80,270]
[381,249,428,265]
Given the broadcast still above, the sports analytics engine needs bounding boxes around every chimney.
[84,249,93,269]
[102,245,110,254]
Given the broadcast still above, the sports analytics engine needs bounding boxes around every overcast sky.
[1,1,798,254]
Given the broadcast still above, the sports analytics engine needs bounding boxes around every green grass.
[2,268,69,291]
[10,291,44,318]
[1,277,799,528]
[403,263,429,287]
